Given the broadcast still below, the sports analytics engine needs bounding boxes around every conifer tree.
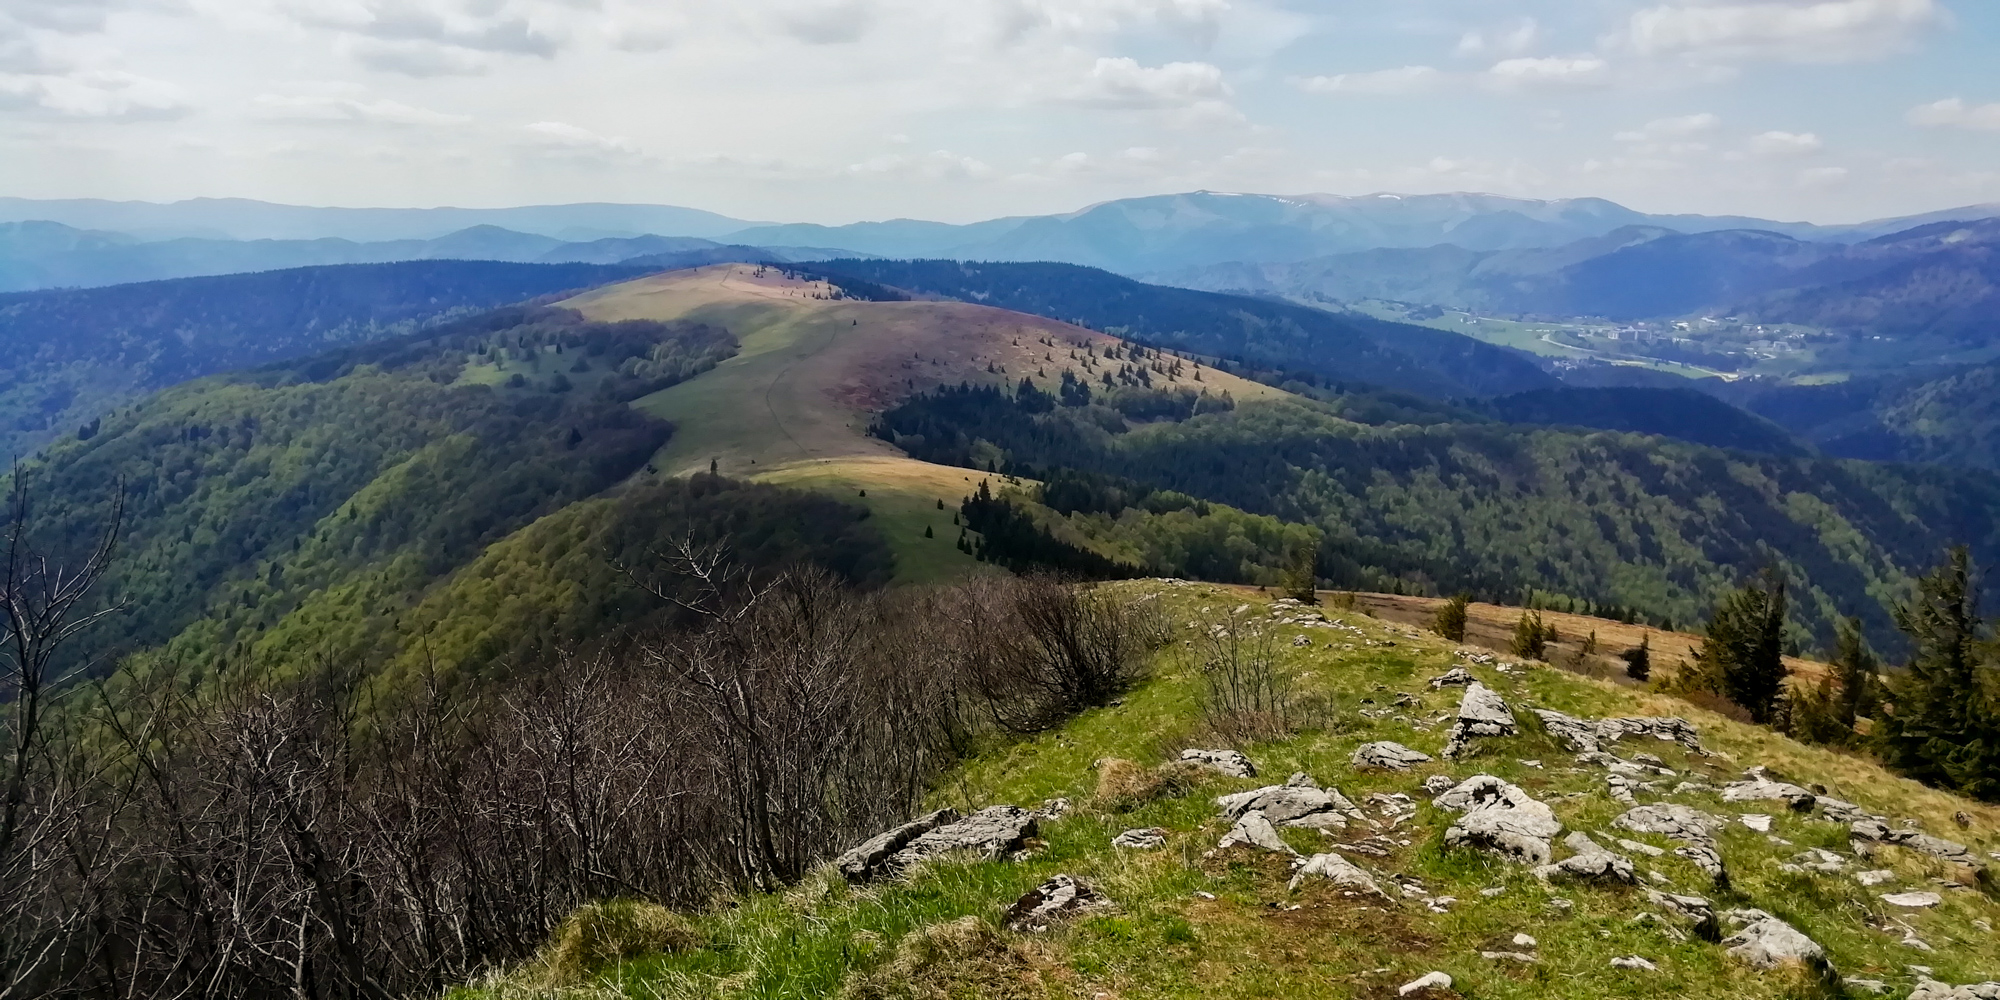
[1434,593,1469,642]
[1622,635,1651,682]
[1696,568,1790,724]
[1876,547,2000,800]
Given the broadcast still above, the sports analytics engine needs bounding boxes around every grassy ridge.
[463,582,2000,999]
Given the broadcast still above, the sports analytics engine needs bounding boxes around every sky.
[2,0,1997,225]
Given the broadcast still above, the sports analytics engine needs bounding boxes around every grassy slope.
[559,265,1287,583]
[465,582,2000,1000]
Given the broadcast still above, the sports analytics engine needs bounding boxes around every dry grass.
[533,900,699,986]
[1092,758,1204,813]
[837,916,1068,1000]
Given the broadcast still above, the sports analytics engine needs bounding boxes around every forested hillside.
[0,259,659,458]
[11,302,839,688]
[805,259,1556,398]
[876,381,2000,648]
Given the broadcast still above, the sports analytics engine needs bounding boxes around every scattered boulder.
[835,809,961,882]
[1814,796,1882,824]
[1607,774,1638,805]
[1535,710,1705,754]
[1423,775,1456,795]
[1003,874,1113,932]
[1433,775,1562,865]
[1443,683,1516,758]
[1787,848,1845,874]
[1910,981,2000,1000]
[1614,805,1730,886]
[1644,888,1721,940]
[1739,814,1774,833]
[1721,909,1828,971]
[1288,852,1387,895]
[1398,972,1452,996]
[1219,811,1296,855]
[1482,951,1536,963]
[1112,828,1166,850]
[1855,869,1897,886]
[1216,777,1358,829]
[1611,955,1659,971]
[892,807,1038,871]
[1843,978,1894,995]
[1534,831,1637,885]
[1429,666,1473,689]
[1353,741,1433,771]
[1722,773,1816,811]
[1180,749,1256,779]
[1881,891,1943,908]
[1851,820,1979,865]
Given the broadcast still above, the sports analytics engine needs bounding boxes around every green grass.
[457,583,2000,998]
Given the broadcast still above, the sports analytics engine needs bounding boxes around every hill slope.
[0,259,658,457]
[459,580,2000,999]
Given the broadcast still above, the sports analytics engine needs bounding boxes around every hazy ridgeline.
[1,484,1161,1000]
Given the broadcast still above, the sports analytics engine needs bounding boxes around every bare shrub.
[1193,606,1293,742]
[971,577,1147,732]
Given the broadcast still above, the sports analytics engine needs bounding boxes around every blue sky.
[1,0,1994,224]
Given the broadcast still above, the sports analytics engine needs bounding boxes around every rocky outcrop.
[1533,831,1636,884]
[1644,888,1720,940]
[1851,820,1979,865]
[1112,828,1166,849]
[1428,666,1473,689]
[1215,774,1359,829]
[1721,909,1828,971]
[1813,796,1881,824]
[1721,772,1816,811]
[1533,710,1703,755]
[1614,804,1730,887]
[1433,775,1562,865]
[1003,875,1113,931]
[834,808,960,882]
[1910,981,2000,1000]
[1180,749,1256,778]
[1352,741,1433,771]
[1219,811,1295,854]
[1288,852,1387,895]
[1442,683,1516,758]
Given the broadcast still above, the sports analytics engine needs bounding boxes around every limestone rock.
[1442,682,1516,758]
[1216,783,1336,825]
[1398,972,1452,996]
[1722,775,1816,811]
[1790,848,1845,874]
[1353,741,1433,771]
[1288,851,1386,895]
[1721,909,1828,971]
[835,808,961,882]
[1615,804,1729,886]
[1535,710,1704,754]
[1434,774,1562,865]
[1611,955,1659,971]
[1851,820,1979,865]
[1180,748,1257,778]
[1482,951,1537,963]
[1003,874,1114,932]
[1882,891,1943,908]
[1910,981,2000,1000]
[892,806,1038,870]
[1855,869,1896,886]
[1644,888,1720,940]
[1219,810,1295,855]
[1534,831,1636,885]
[1429,666,1473,689]
[1815,796,1882,824]
[1112,827,1167,849]
[1423,774,1456,795]
[1739,814,1774,833]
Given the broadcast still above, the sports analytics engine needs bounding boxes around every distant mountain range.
[7,191,2000,292]
[0,220,854,292]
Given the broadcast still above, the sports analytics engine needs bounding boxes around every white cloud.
[251,91,470,126]
[1749,129,1823,156]
[1622,0,1944,64]
[1455,18,1539,57]
[1908,97,2000,132]
[1614,112,1721,141]
[988,0,1228,44]
[1799,165,1849,186]
[521,120,643,161]
[1484,55,1610,90]
[774,0,875,44]
[0,68,187,119]
[846,148,994,180]
[1066,56,1228,109]
[1293,65,1441,96]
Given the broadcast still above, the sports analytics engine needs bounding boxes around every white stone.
[1611,955,1658,971]
[1882,891,1943,908]
[1399,972,1452,996]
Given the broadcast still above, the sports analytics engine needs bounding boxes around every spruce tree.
[1434,593,1469,642]
[1832,616,1879,726]
[1696,568,1790,725]
[1876,548,2000,800]
[1621,635,1651,682]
